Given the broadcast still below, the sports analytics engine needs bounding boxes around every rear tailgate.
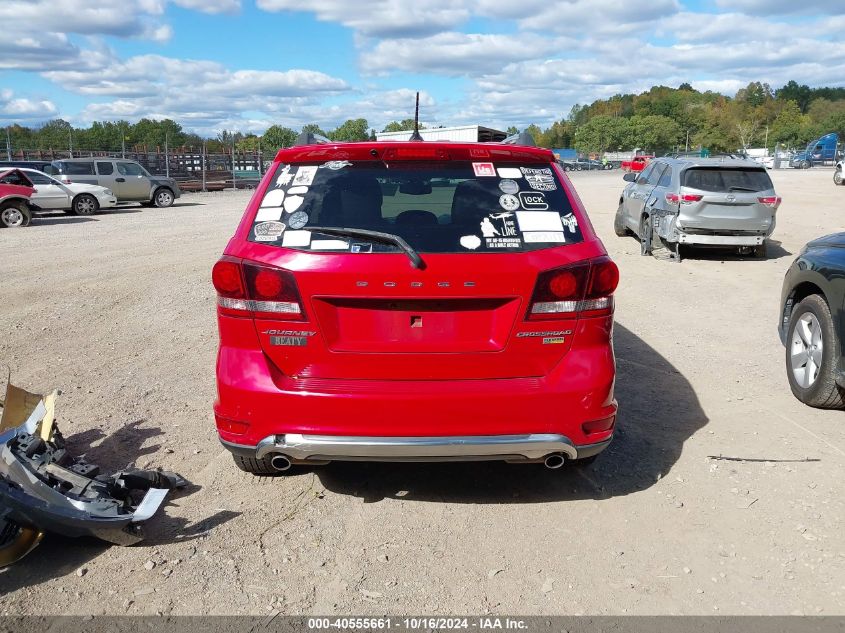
[680,166,777,231]
[248,251,587,381]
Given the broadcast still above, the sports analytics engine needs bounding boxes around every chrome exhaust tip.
[270,454,292,472]
[544,454,566,470]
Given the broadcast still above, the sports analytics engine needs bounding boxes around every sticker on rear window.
[518,191,548,210]
[282,230,311,247]
[520,167,557,191]
[320,160,351,170]
[254,221,285,242]
[287,186,308,195]
[276,165,295,187]
[524,231,565,243]
[256,207,283,222]
[472,162,496,177]
[561,213,578,233]
[311,239,349,250]
[292,166,317,186]
[284,196,304,213]
[515,211,563,232]
[499,194,520,211]
[481,212,518,238]
[497,167,523,179]
[287,211,309,229]
[261,189,285,207]
[498,179,519,194]
[460,235,481,250]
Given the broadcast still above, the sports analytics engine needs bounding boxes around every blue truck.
[790,132,840,168]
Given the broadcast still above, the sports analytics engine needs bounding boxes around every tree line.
[5,80,845,156]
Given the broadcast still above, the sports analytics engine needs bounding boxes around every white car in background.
[18,168,118,215]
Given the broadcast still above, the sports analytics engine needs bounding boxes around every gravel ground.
[0,169,842,615]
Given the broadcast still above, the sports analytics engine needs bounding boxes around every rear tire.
[0,202,31,228]
[232,453,301,475]
[639,215,653,256]
[72,193,99,216]
[785,295,845,409]
[834,169,843,186]
[613,203,629,237]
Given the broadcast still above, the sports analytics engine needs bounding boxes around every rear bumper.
[677,233,765,246]
[221,433,612,463]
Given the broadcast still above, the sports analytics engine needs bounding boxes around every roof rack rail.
[666,151,739,159]
[500,131,536,147]
[294,131,332,147]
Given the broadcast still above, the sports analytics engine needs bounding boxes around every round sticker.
[499,194,520,212]
[498,179,519,194]
[287,211,309,230]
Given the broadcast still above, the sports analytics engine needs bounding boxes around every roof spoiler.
[500,131,536,147]
[294,131,332,147]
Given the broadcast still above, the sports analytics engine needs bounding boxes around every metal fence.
[3,147,269,191]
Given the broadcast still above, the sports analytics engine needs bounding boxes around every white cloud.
[361,32,558,76]
[256,0,470,38]
[0,90,58,121]
[172,0,241,13]
[715,0,845,15]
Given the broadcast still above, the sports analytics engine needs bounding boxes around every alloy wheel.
[791,313,823,388]
[1,207,23,227]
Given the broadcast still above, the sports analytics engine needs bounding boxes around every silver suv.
[50,158,181,207]
[614,155,780,261]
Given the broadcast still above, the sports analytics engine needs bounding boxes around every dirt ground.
[0,168,843,616]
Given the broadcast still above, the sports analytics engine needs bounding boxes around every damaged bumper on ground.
[0,377,186,566]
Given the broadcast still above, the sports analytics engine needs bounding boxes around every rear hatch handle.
[307,226,426,270]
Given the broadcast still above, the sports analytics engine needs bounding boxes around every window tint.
[657,165,673,187]
[117,162,144,176]
[97,161,114,175]
[682,168,773,192]
[645,163,666,186]
[59,161,95,175]
[249,161,583,253]
[0,171,30,186]
[26,171,53,185]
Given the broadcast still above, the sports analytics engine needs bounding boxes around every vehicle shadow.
[313,322,708,503]
[681,239,791,261]
[32,216,98,226]
[0,419,236,593]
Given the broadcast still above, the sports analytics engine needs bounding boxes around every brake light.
[381,148,450,160]
[212,256,305,320]
[582,415,616,435]
[757,196,781,209]
[527,256,619,320]
[666,193,702,204]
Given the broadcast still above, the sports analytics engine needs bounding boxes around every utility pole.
[5,127,11,161]
[201,139,207,193]
[68,129,73,158]
[257,138,262,177]
[121,122,127,158]
[165,131,170,178]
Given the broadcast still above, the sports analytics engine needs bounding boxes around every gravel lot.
[1,168,843,615]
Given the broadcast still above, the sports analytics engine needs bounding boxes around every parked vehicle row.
[0,158,181,209]
[558,158,614,171]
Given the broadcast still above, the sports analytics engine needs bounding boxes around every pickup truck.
[621,155,653,173]
[0,167,35,227]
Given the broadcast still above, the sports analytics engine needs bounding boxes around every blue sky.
[1,0,843,136]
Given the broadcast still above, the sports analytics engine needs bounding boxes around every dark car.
[779,233,845,409]
[0,160,56,174]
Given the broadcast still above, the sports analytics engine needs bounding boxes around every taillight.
[758,196,781,209]
[666,193,702,204]
[212,256,305,320]
[527,256,619,320]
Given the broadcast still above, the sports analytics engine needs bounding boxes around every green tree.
[777,81,813,113]
[301,123,327,137]
[330,118,369,142]
[262,124,296,152]
[770,101,807,148]
[382,119,423,133]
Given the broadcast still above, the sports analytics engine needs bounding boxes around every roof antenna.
[409,92,423,141]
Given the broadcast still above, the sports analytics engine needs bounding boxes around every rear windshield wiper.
[306,226,426,270]
[728,186,757,191]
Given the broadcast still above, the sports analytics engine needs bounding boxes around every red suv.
[212,137,619,474]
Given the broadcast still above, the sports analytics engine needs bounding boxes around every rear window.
[682,167,773,192]
[57,161,95,175]
[249,161,582,253]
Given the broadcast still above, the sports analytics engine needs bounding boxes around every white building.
[376,125,507,143]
